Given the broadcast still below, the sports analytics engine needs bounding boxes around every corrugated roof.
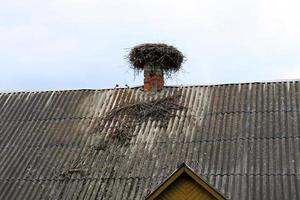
[0,81,299,200]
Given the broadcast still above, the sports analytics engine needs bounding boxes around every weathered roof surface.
[0,81,299,200]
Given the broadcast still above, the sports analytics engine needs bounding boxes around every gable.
[156,174,218,200]
[146,164,226,200]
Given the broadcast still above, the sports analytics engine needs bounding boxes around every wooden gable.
[146,164,226,200]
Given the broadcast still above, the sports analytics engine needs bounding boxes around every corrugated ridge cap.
[0,78,299,95]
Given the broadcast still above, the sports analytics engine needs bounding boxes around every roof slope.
[0,81,299,200]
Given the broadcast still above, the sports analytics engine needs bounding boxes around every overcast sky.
[1,0,300,91]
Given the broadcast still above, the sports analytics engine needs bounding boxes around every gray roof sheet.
[0,81,300,199]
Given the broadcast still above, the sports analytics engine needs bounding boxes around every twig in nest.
[93,94,187,142]
[127,43,186,77]
[59,168,86,180]
[67,168,86,173]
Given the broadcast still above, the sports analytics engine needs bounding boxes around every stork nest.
[93,94,186,142]
[128,43,185,75]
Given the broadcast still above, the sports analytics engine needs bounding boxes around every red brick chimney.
[144,65,164,92]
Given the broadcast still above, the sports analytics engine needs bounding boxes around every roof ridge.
[0,78,299,94]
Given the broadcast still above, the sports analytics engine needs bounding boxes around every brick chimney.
[144,65,164,92]
[128,43,184,92]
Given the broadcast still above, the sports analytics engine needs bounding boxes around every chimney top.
[128,43,185,92]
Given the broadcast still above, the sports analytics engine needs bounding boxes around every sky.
[1,0,300,91]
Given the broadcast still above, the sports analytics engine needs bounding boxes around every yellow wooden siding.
[155,174,218,200]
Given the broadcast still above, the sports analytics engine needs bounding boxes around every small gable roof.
[146,163,226,200]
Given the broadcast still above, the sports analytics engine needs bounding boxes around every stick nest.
[128,43,185,74]
[94,94,186,143]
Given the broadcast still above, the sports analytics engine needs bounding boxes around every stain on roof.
[0,81,300,199]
